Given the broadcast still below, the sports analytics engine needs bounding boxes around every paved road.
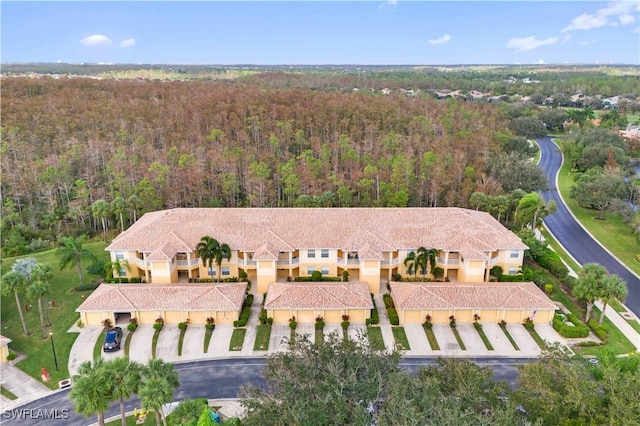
[536,136,640,316]
[1,357,527,425]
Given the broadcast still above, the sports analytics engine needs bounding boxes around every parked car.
[103,327,123,352]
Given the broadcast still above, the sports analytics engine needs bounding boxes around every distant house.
[0,335,12,362]
[603,96,619,109]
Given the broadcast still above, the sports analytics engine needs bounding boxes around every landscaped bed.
[391,327,410,350]
[229,328,246,351]
[473,323,494,351]
[367,326,385,351]
[253,324,271,351]
[422,325,440,350]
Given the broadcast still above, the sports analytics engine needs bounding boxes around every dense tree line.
[1,76,548,253]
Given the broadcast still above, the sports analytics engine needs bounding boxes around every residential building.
[0,335,12,363]
[105,207,528,294]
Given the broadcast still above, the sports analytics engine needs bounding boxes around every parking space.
[181,325,206,360]
[403,323,432,354]
[324,323,343,342]
[432,324,461,351]
[68,326,103,376]
[295,323,315,343]
[506,324,541,356]
[208,324,234,356]
[481,323,517,355]
[268,324,290,354]
[456,323,487,355]
[156,325,181,362]
[347,324,367,343]
[129,325,154,364]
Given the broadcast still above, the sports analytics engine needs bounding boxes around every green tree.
[92,199,112,240]
[107,258,131,283]
[599,274,628,325]
[70,359,113,426]
[56,235,97,287]
[403,251,417,278]
[516,192,556,229]
[27,263,53,338]
[112,196,128,233]
[509,116,547,139]
[196,236,231,282]
[106,358,143,426]
[573,263,609,323]
[1,271,30,335]
[169,398,209,426]
[239,333,401,425]
[570,168,628,220]
[140,359,180,426]
[196,407,217,426]
[416,246,437,281]
[469,192,489,211]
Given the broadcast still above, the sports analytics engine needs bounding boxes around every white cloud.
[120,38,136,48]
[378,0,397,10]
[538,59,545,65]
[562,1,639,32]
[562,34,572,43]
[428,34,451,45]
[80,34,112,46]
[578,38,598,46]
[506,35,559,53]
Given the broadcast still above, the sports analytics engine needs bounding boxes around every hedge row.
[553,313,589,338]
[234,303,252,327]
[387,307,399,326]
[537,249,569,280]
[588,319,609,341]
[104,277,143,283]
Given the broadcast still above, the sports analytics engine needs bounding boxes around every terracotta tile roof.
[264,282,373,310]
[0,335,11,347]
[76,283,246,312]
[107,208,526,261]
[390,281,556,310]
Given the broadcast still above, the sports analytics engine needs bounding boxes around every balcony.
[489,257,499,265]
[381,257,400,266]
[277,257,300,266]
[337,257,360,265]
[239,258,257,267]
[133,257,147,268]
[176,259,200,267]
[436,257,460,265]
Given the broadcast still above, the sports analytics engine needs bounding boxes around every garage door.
[403,310,422,324]
[533,310,553,324]
[139,311,159,325]
[165,311,184,324]
[348,310,365,323]
[430,310,450,324]
[455,310,473,323]
[188,311,207,325]
[504,310,523,323]
[272,310,291,323]
[324,310,342,322]
[478,309,499,323]
[85,312,107,326]
[216,311,237,324]
[297,310,315,323]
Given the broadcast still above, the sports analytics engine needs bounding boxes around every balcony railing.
[337,257,360,265]
[133,257,147,268]
[277,257,300,266]
[381,257,400,266]
[239,258,257,267]
[176,259,200,267]
[436,257,460,265]
[489,257,499,265]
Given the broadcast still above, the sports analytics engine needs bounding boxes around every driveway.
[324,323,343,342]
[208,324,234,356]
[432,324,461,353]
[456,323,488,355]
[506,324,541,356]
[128,325,154,364]
[480,323,517,355]
[402,323,432,355]
[101,327,128,361]
[180,325,205,360]
[347,324,367,343]
[536,136,640,316]
[267,324,290,353]
[156,325,181,362]
[68,326,102,376]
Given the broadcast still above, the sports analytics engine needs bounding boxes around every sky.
[2,1,639,65]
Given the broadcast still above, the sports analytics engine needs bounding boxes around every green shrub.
[449,315,456,328]
[392,273,402,282]
[387,307,399,325]
[315,319,325,329]
[341,320,350,329]
[499,319,507,329]
[127,318,138,332]
[588,319,609,341]
[87,260,106,277]
[244,294,254,308]
[383,293,394,309]
[523,318,535,331]
[289,320,298,330]
[473,322,483,331]
[490,265,503,278]
[311,270,323,281]
[365,318,372,326]
[553,314,589,338]
[153,322,164,331]
[239,270,248,280]
[178,321,188,330]
[267,317,273,325]
[129,277,142,283]
[294,276,341,282]
[6,352,16,361]
[259,309,268,325]
[342,270,350,282]
[499,274,524,282]
[544,283,554,294]
[77,319,84,328]
[205,323,215,331]
[370,307,380,325]
[233,320,240,328]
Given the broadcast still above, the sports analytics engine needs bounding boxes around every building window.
[119,269,126,277]
[307,266,315,274]
[508,267,518,275]
[208,268,216,276]
[115,252,124,260]
[308,250,316,259]
[321,249,329,258]
[321,266,329,275]
[510,250,519,259]
[222,267,230,276]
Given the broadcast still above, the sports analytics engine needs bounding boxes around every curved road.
[537,136,640,316]
[2,357,527,425]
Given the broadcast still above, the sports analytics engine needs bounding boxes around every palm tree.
[403,251,417,278]
[196,236,231,282]
[573,263,608,323]
[139,377,174,426]
[92,200,111,240]
[1,271,30,335]
[516,193,556,230]
[27,263,53,338]
[70,359,113,426]
[416,247,438,281]
[56,235,97,287]
[111,196,128,233]
[599,275,628,326]
[106,259,132,283]
[128,194,142,224]
[106,358,142,426]
[140,359,180,426]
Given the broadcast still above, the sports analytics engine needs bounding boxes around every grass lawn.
[423,326,440,350]
[450,327,466,350]
[527,327,548,349]
[253,324,271,351]
[499,326,520,351]
[0,242,109,388]
[1,385,18,400]
[540,226,581,273]
[610,299,626,313]
[554,151,640,275]
[124,328,134,358]
[627,319,640,334]
[93,329,105,361]
[105,413,156,426]
[366,326,385,350]
[229,328,246,351]
[177,327,187,356]
[151,328,161,359]
[315,328,324,346]
[203,328,213,353]
[391,327,410,350]
[574,308,636,356]
[473,324,494,351]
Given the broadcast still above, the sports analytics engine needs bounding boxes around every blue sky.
[2,1,639,65]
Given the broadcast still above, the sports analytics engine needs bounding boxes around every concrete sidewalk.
[595,301,640,351]
[0,363,52,412]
